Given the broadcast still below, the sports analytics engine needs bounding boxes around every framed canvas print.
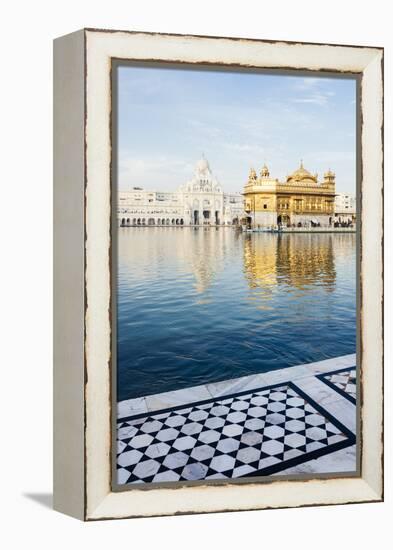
[53,29,383,520]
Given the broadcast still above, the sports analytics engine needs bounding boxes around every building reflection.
[119,228,344,298]
[118,227,242,294]
[243,233,336,292]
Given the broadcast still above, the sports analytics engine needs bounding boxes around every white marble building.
[118,157,244,227]
[334,192,356,224]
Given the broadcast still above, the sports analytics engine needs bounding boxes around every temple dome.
[196,156,211,175]
[286,161,317,184]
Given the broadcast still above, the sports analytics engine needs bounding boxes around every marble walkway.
[116,354,357,485]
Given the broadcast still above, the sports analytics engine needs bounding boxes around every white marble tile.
[226,411,247,424]
[117,355,356,421]
[191,444,216,461]
[117,440,127,454]
[206,373,261,398]
[145,442,171,459]
[293,376,346,407]
[117,425,139,440]
[117,396,148,419]
[162,451,189,469]
[145,384,211,412]
[256,365,310,385]
[240,431,263,446]
[133,459,161,478]
[188,409,209,422]
[140,419,164,434]
[334,354,357,367]
[117,449,143,468]
[261,439,284,456]
[128,433,154,449]
[304,354,356,375]
[216,437,240,454]
[181,462,209,480]
[233,464,257,477]
[263,425,285,439]
[244,417,265,431]
[198,429,221,444]
[155,427,180,442]
[231,399,250,411]
[283,448,303,461]
[172,435,197,451]
[258,456,281,469]
[275,445,357,476]
[117,468,131,484]
[285,433,306,449]
[209,454,236,472]
[221,423,243,437]
[180,421,204,436]
[322,399,356,434]
[204,416,225,430]
[153,470,180,482]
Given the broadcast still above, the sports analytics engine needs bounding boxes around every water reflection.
[117,228,356,400]
[243,233,336,293]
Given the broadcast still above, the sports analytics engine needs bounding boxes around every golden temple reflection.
[243,233,336,293]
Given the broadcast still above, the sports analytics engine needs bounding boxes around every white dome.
[196,157,210,174]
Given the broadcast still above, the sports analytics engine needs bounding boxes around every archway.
[277,214,290,226]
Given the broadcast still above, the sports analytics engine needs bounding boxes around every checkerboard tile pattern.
[317,367,356,404]
[116,382,355,485]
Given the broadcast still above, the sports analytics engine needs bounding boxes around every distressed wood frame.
[53,28,383,521]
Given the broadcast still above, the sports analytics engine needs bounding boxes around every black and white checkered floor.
[317,367,356,404]
[117,378,356,485]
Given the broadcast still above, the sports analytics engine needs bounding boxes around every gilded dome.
[286,161,317,184]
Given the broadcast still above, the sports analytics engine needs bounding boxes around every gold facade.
[243,162,336,227]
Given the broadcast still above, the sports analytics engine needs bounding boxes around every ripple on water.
[117,229,356,400]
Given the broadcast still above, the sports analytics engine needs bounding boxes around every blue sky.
[117,65,357,194]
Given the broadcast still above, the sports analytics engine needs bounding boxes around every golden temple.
[243,161,336,228]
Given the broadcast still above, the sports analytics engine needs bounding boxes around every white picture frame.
[53,28,383,520]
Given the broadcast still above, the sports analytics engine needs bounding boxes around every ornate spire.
[324,167,335,181]
[248,167,257,182]
[260,163,270,178]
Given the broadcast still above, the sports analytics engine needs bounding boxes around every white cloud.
[293,94,330,106]
[291,77,336,107]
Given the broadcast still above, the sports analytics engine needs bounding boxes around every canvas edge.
[57,29,383,521]
[53,29,86,520]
